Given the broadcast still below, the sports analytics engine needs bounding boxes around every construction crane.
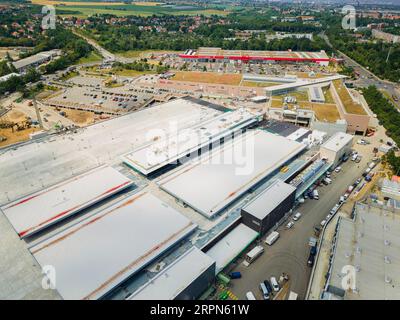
[386,47,393,64]
[33,97,44,130]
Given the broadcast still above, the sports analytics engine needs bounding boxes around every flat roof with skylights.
[121,109,259,175]
[158,130,306,218]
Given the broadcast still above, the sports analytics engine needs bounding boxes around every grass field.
[333,80,366,115]
[173,71,242,85]
[109,68,155,77]
[323,87,335,104]
[45,2,229,17]
[241,81,280,88]
[77,51,102,64]
[275,90,309,102]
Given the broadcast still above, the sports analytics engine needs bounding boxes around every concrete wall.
[175,261,216,300]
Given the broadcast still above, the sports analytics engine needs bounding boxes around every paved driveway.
[228,156,370,300]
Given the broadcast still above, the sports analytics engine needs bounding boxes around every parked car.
[293,212,302,221]
[246,291,256,300]
[307,253,315,267]
[330,205,338,215]
[259,282,270,300]
[230,272,242,279]
[270,277,280,292]
[310,245,317,256]
[286,221,295,229]
[334,166,342,173]
[263,280,273,294]
[320,220,327,227]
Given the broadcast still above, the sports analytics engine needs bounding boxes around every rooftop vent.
[384,240,391,246]
[385,276,392,284]
[355,265,361,272]
[384,256,391,264]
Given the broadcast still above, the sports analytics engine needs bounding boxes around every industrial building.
[12,50,60,73]
[241,179,296,236]
[0,93,346,300]
[158,130,307,218]
[206,223,258,274]
[381,179,400,200]
[323,203,400,300]
[0,72,20,83]
[1,166,134,238]
[180,47,331,66]
[121,108,260,176]
[30,191,197,300]
[319,132,353,167]
[128,247,215,300]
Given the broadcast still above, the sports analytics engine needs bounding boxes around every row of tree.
[0,68,41,96]
[363,86,400,173]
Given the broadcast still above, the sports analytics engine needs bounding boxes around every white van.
[245,245,264,264]
[246,291,256,300]
[325,177,332,184]
[288,291,298,300]
[313,189,319,200]
[259,282,270,300]
[270,277,280,292]
[265,231,280,246]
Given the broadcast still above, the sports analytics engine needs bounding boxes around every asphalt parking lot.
[227,154,372,300]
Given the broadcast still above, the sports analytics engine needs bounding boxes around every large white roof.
[127,247,215,300]
[29,191,197,300]
[321,132,353,152]
[0,97,222,204]
[242,179,296,220]
[1,166,133,238]
[158,130,306,218]
[206,223,258,274]
[121,108,258,175]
